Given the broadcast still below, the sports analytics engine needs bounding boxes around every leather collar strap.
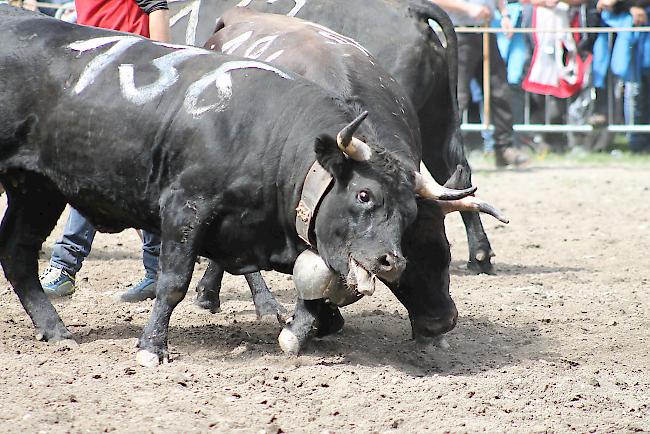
[295,161,333,246]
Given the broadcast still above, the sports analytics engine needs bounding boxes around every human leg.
[487,34,529,167]
[41,207,97,296]
[120,230,160,302]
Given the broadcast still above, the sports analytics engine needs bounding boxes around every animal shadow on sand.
[449,260,584,276]
[77,303,557,378]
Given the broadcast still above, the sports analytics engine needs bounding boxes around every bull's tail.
[408,0,459,125]
[407,0,467,182]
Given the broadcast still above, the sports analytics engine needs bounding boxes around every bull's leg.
[278,298,344,355]
[194,260,223,313]
[195,259,288,322]
[443,163,495,274]
[461,211,495,275]
[245,272,289,322]
[0,175,71,342]
[136,197,205,367]
[419,85,497,275]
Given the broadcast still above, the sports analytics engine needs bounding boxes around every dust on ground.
[1,158,648,433]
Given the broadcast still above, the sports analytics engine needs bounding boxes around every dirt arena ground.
[0,156,649,433]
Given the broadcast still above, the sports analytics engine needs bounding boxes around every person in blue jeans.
[40,0,170,301]
[40,208,161,301]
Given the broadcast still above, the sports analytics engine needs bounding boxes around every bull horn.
[336,111,372,161]
[414,163,477,200]
[438,196,509,224]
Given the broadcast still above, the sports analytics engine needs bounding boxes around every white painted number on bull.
[70,36,207,105]
[221,31,253,54]
[235,0,306,17]
[68,36,292,117]
[265,0,306,17]
[69,36,141,94]
[169,0,201,45]
[243,35,279,59]
[184,60,293,118]
[68,37,292,117]
[305,22,371,57]
[119,47,208,105]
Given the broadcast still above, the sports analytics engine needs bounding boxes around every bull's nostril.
[379,254,393,269]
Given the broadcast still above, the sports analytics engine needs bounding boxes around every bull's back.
[209,8,421,162]
[0,7,346,232]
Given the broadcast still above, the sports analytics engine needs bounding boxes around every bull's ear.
[315,134,349,180]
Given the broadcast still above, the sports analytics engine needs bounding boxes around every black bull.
[0,7,459,364]
[169,0,498,274]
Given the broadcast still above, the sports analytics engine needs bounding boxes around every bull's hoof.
[136,349,168,367]
[277,307,316,355]
[35,326,74,343]
[415,335,450,350]
[55,338,80,350]
[194,290,221,314]
[467,249,495,275]
[278,327,302,355]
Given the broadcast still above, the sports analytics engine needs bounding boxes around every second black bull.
[193,8,510,352]
[169,0,499,274]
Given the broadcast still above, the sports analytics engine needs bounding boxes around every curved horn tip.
[485,206,509,224]
[437,185,477,201]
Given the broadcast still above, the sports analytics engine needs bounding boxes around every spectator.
[598,0,650,153]
[430,0,530,167]
[39,0,170,300]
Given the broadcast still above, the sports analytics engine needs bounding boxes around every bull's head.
[387,199,457,341]
[388,166,509,342]
[312,111,476,295]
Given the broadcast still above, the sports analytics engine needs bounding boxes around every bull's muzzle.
[410,304,458,338]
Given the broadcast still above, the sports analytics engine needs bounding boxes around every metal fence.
[455,25,650,135]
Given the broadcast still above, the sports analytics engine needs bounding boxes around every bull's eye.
[357,190,370,203]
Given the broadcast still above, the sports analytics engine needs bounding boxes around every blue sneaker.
[40,266,76,297]
[120,275,157,302]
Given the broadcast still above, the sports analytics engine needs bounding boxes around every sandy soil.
[0,160,649,433]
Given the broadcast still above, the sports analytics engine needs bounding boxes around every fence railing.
[455,25,650,135]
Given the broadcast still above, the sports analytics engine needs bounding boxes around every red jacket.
[75,0,168,37]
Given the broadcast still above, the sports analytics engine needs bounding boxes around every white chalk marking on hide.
[184,60,293,118]
[305,22,371,57]
[169,0,201,45]
[69,36,141,94]
[222,31,253,54]
[153,41,204,51]
[170,1,193,26]
[264,49,284,62]
[266,0,305,16]
[243,35,278,59]
[119,47,208,105]
[287,0,306,17]
[186,0,201,46]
